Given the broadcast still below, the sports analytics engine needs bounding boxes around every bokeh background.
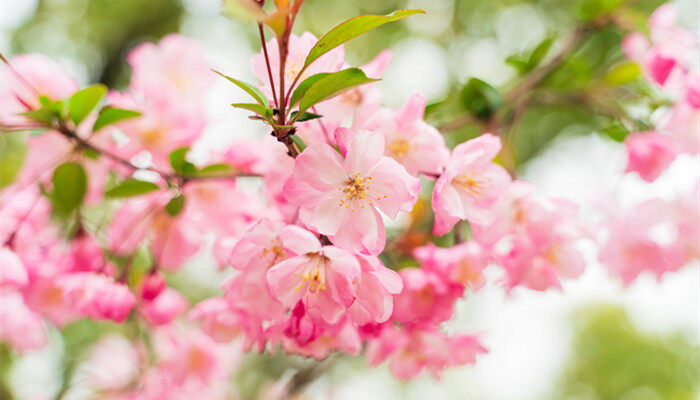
[1,0,699,399]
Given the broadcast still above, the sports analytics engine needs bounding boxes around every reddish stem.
[258,24,279,110]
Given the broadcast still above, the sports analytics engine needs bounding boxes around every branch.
[53,123,258,183]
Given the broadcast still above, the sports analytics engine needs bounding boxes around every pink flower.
[271,310,362,359]
[283,129,420,254]
[599,198,692,283]
[70,230,104,271]
[0,291,47,352]
[366,325,486,380]
[432,133,511,236]
[57,272,137,322]
[391,267,463,327]
[624,131,681,182]
[664,78,700,154]
[104,90,206,169]
[128,34,212,107]
[139,271,166,301]
[498,226,585,291]
[1,247,29,288]
[266,225,361,324]
[251,32,345,99]
[153,326,235,386]
[108,193,203,271]
[413,241,489,290]
[363,93,450,177]
[82,335,142,391]
[0,53,79,125]
[189,297,264,351]
[222,218,287,318]
[141,288,189,326]
[348,254,403,325]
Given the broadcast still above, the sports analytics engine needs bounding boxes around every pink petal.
[266,256,307,306]
[279,226,321,255]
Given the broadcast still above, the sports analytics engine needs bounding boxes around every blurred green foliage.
[11,0,183,87]
[554,305,700,400]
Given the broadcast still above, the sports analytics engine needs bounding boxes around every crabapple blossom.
[140,288,189,326]
[0,247,28,288]
[413,240,490,291]
[366,325,486,379]
[624,131,681,182]
[432,133,511,235]
[284,129,420,254]
[57,272,137,322]
[189,297,264,351]
[266,225,360,324]
[0,291,47,352]
[348,254,403,325]
[391,267,463,327]
[364,93,450,177]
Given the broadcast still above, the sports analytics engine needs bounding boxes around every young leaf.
[105,179,159,198]
[290,111,322,122]
[303,9,424,70]
[290,134,307,152]
[165,194,186,216]
[289,73,330,109]
[93,107,141,132]
[605,61,641,85]
[527,37,554,68]
[231,103,273,119]
[52,162,87,212]
[197,163,235,177]
[21,107,57,125]
[169,147,196,174]
[459,78,502,119]
[213,70,269,106]
[297,68,378,116]
[68,84,107,125]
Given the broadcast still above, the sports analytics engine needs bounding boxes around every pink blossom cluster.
[621,3,699,182]
[0,3,698,393]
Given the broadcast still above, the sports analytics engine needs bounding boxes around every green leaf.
[105,179,160,198]
[505,56,531,74]
[289,73,330,109]
[169,147,196,174]
[297,68,379,116]
[93,107,141,132]
[0,132,27,189]
[213,70,269,106]
[165,194,186,216]
[459,78,502,119]
[68,84,107,125]
[303,9,424,70]
[290,111,322,122]
[290,135,307,152]
[52,162,87,212]
[601,120,629,142]
[605,61,641,85]
[231,103,273,119]
[528,37,554,68]
[21,107,57,125]
[197,163,235,177]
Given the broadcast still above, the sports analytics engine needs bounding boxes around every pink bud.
[140,271,166,301]
[625,131,681,182]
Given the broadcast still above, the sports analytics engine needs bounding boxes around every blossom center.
[338,173,376,209]
[294,253,328,294]
[142,128,165,146]
[387,139,412,158]
[453,174,487,196]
